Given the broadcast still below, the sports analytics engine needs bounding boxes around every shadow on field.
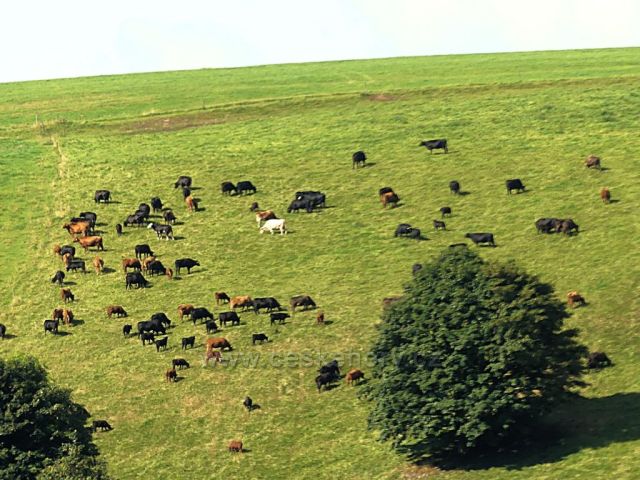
[63,281,77,286]
[362,162,376,168]
[458,191,471,196]
[54,331,72,337]
[1,333,18,340]
[70,319,85,327]
[608,199,621,204]
[102,267,117,274]
[415,392,640,471]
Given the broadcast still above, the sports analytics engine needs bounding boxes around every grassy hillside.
[1,48,639,479]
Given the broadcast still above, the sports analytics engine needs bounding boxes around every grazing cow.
[567,291,586,308]
[52,308,64,321]
[150,197,163,212]
[190,307,214,325]
[63,221,91,237]
[219,311,240,327]
[63,254,86,273]
[252,333,268,345]
[600,187,611,204]
[352,150,366,169]
[380,191,400,208]
[124,213,145,227]
[172,358,190,370]
[315,373,335,392]
[506,178,526,194]
[177,304,195,321]
[92,420,113,432]
[148,223,174,240]
[412,263,423,275]
[122,258,141,272]
[51,270,65,285]
[74,236,104,252]
[205,349,223,365]
[63,309,74,326]
[221,182,237,195]
[44,320,59,334]
[137,320,165,336]
[115,223,123,236]
[319,360,340,379]
[185,195,198,212]
[255,210,277,225]
[149,261,172,279]
[270,312,290,325]
[205,337,233,351]
[79,212,97,227]
[559,219,579,235]
[151,312,172,328]
[107,305,127,318]
[260,218,287,235]
[93,256,104,275]
[0,324,5,339]
[288,199,314,213]
[587,352,612,369]
[449,181,460,195]
[378,187,394,196]
[295,191,326,208]
[54,244,76,257]
[433,220,446,231]
[290,295,316,312]
[249,202,260,212]
[215,292,230,305]
[382,296,402,308]
[465,233,496,247]
[122,324,132,336]
[419,139,448,154]
[135,244,154,259]
[228,440,243,453]
[140,332,155,346]
[205,320,218,333]
[406,228,422,240]
[230,295,254,311]
[316,311,325,325]
[163,210,177,224]
[253,297,281,314]
[535,218,561,234]
[94,190,111,203]
[394,223,413,237]
[440,207,451,218]
[346,368,365,385]
[181,336,195,350]
[181,187,191,199]
[137,203,151,218]
[585,154,601,169]
[165,368,177,382]
[125,272,148,289]
[174,176,192,189]
[60,288,74,303]
[141,256,157,271]
[243,396,253,412]
[237,181,257,195]
[174,258,200,274]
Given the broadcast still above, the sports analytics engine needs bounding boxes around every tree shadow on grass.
[407,392,640,471]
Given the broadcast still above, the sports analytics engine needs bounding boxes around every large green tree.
[0,355,109,480]
[366,249,587,460]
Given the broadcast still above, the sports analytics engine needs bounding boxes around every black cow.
[94,190,111,203]
[147,261,168,276]
[560,219,579,235]
[172,358,190,369]
[252,333,269,345]
[174,258,199,274]
[249,202,260,212]
[151,313,171,327]
[535,218,560,234]
[125,272,149,289]
[190,307,214,325]
[449,181,460,195]
[154,337,168,352]
[406,228,422,240]
[137,320,166,336]
[352,151,366,169]
[315,373,335,392]
[587,352,612,369]
[174,176,192,189]
[92,420,113,432]
[135,244,154,259]
[59,245,76,257]
[506,178,526,194]
[181,336,195,350]
[163,210,176,224]
[378,187,394,196]
[412,263,423,275]
[433,220,446,230]
[243,396,253,412]
[296,191,325,208]
[122,324,132,336]
[79,212,97,226]
[115,223,123,236]
[44,320,59,335]
[0,324,6,339]
[219,311,240,326]
[140,332,155,345]
[237,181,257,195]
[465,233,496,247]
[124,213,145,227]
[150,197,163,212]
[253,297,282,313]
[290,295,316,311]
[51,270,65,285]
[419,139,448,154]
[288,198,314,213]
[182,187,191,199]
[205,320,218,333]
[221,182,237,195]
[66,259,86,273]
[148,223,174,240]
[137,203,151,218]
[440,207,452,218]
[319,359,340,379]
[270,312,290,325]
[394,223,413,237]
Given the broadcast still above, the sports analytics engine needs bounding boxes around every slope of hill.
[0,48,639,479]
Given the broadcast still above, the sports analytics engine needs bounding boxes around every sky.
[2,0,638,83]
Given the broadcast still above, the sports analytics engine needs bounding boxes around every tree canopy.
[366,248,587,460]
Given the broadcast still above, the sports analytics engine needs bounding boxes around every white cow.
[259,218,287,235]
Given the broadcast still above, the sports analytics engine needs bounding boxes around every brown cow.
[165,368,177,382]
[346,368,365,385]
[165,268,173,280]
[141,256,156,271]
[63,222,91,237]
[255,210,277,226]
[205,337,233,351]
[52,308,64,321]
[230,295,253,311]
[215,292,230,305]
[316,311,325,325]
[122,258,141,272]
[185,195,197,211]
[63,309,74,326]
[228,440,243,453]
[600,187,611,204]
[60,288,74,303]
[93,256,104,275]
[74,236,104,252]
[177,304,195,320]
[380,191,399,208]
[106,305,127,318]
[585,154,601,169]
[62,253,86,273]
[205,349,222,365]
[567,291,586,308]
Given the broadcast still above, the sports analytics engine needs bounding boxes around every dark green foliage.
[37,444,110,480]
[366,249,588,460]
[0,356,108,480]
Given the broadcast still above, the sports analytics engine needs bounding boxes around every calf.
[0,324,5,339]
[380,191,399,208]
[352,150,366,169]
[150,197,163,212]
[93,256,104,275]
[122,324,132,336]
[346,368,365,385]
[506,178,525,194]
[465,233,495,247]
[63,309,74,326]
[585,154,601,169]
[174,258,200,274]
[205,320,218,333]
[252,333,269,345]
[115,223,123,236]
[140,332,155,345]
[440,207,452,218]
[290,295,316,312]
[243,396,253,412]
[53,244,76,257]
[215,292,230,305]
[107,305,127,318]
[270,312,290,325]
[181,336,195,350]
[319,359,340,380]
[449,180,460,195]
[600,187,611,204]
[92,420,113,432]
[433,220,446,230]
[94,190,111,203]
[163,210,177,224]
[316,311,325,325]
[165,368,177,382]
[567,291,586,308]
[44,320,59,335]
[419,138,448,154]
[237,181,257,195]
[172,358,190,370]
[412,263,423,275]
[52,308,64,321]
[315,373,335,392]
[260,218,287,235]
[228,440,243,453]
[221,181,237,195]
[185,195,198,212]
[249,202,260,212]
[60,288,74,303]
[63,254,86,273]
[219,311,240,326]
[51,270,65,285]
